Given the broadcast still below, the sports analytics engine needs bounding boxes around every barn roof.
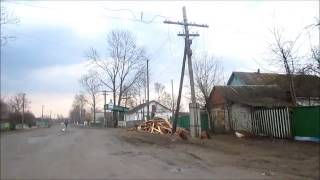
[227,72,320,97]
[212,85,294,107]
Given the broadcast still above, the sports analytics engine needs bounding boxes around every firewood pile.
[137,119,173,134]
[128,118,189,140]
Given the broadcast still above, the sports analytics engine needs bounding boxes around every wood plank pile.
[137,119,173,134]
[128,118,189,139]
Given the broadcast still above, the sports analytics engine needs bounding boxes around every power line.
[6,1,55,10]
[148,33,171,61]
[101,7,170,24]
[101,7,140,20]
[6,1,169,25]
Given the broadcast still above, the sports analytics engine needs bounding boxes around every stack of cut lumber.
[137,119,173,134]
[130,118,189,139]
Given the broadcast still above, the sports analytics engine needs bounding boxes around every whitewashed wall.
[125,101,172,122]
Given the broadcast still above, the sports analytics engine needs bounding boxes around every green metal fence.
[36,120,49,128]
[177,115,190,130]
[201,113,209,130]
[177,112,209,130]
[0,122,10,131]
[292,106,320,139]
[90,122,104,128]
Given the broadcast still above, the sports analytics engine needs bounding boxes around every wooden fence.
[251,107,291,138]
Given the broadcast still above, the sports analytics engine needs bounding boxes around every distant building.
[92,112,112,126]
[124,100,172,127]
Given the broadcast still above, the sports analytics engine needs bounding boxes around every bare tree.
[270,27,301,105]
[0,97,10,121]
[299,46,320,76]
[1,6,19,46]
[8,93,29,113]
[80,71,101,124]
[154,82,165,101]
[87,30,146,127]
[87,30,146,108]
[154,82,173,109]
[299,19,320,76]
[120,69,146,108]
[309,46,320,75]
[70,94,87,124]
[122,84,138,108]
[8,93,30,125]
[193,54,222,130]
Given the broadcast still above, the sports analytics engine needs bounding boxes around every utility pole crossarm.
[163,20,209,28]
[178,33,199,37]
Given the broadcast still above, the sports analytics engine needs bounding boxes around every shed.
[209,85,293,137]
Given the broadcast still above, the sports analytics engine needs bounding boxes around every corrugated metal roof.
[228,72,320,97]
[213,85,294,107]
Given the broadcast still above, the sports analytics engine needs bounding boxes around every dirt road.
[1,125,319,179]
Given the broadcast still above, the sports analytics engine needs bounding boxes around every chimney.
[257,69,260,74]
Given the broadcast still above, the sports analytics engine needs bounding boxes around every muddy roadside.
[118,130,320,179]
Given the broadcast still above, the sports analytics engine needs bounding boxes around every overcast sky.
[1,1,319,117]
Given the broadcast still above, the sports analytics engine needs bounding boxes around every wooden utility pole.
[171,80,175,119]
[99,90,112,127]
[41,105,44,121]
[142,99,145,121]
[21,93,26,126]
[103,90,107,127]
[172,44,187,133]
[79,103,82,125]
[164,6,208,137]
[146,59,150,120]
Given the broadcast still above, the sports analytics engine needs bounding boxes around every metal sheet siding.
[292,106,320,137]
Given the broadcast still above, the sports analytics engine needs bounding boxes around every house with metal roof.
[123,100,172,127]
[209,85,293,134]
[227,71,320,106]
[209,71,320,137]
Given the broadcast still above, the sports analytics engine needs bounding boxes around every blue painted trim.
[294,136,320,143]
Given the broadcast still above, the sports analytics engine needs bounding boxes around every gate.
[251,107,291,138]
[177,115,190,130]
[177,112,209,130]
[292,106,320,140]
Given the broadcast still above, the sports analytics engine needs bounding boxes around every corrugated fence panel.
[177,112,210,131]
[292,106,320,138]
[200,112,209,130]
[252,107,291,138]
[177,115,190,130]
